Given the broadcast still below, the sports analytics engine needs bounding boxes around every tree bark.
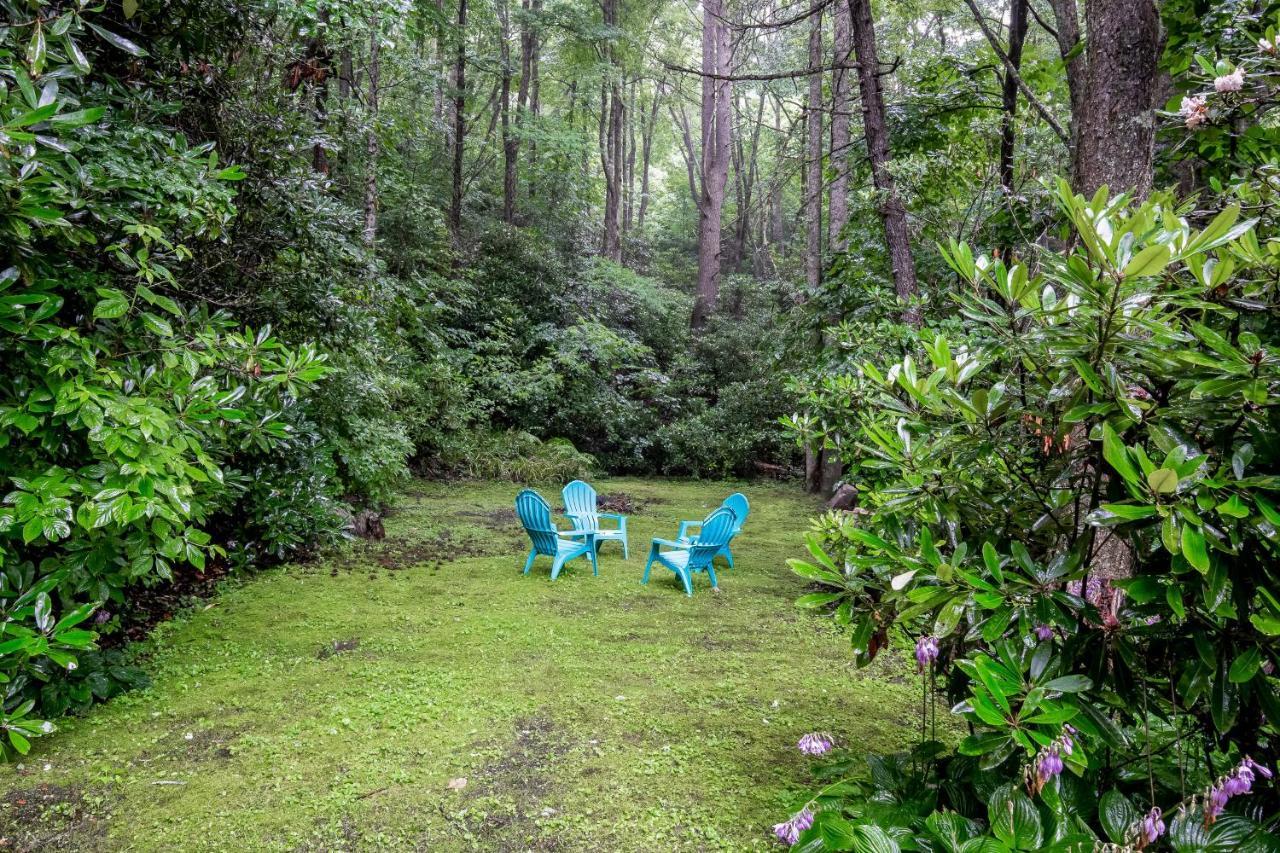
[637,80,662,229]
[449,0,468,238]
[829,0,851,253]
[804,1,823,295]
[847,0,919,326]
[499,0,517,224]
[692,0,732,328]
[1075,0,1160,198]
[363,19,380,248]
[1047,0,1086,181]
[600,0,623,261]
[999,0,1029,195]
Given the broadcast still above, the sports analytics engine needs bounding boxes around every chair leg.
[551,556,564,580]
[706,563,720,590]
[678,568,693,597]
[589,548,599,577]
[523,549,537,574]
[621,535,629,560]
[723,545,734,570]
[642,552,656,584]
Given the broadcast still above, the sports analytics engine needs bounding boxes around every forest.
[2,0,1280,848]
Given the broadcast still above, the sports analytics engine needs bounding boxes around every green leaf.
[989,785,1043,850]
[1098,790,1138,844]
[1146,469,1178,495]
[1181,524,1210,573]
[84,21,148,57]
[1041,675,1092,693]
[1123,243,1171,278]
[795,592,844,608]
[1102,423,1140,488]
[1229,647,1263,684]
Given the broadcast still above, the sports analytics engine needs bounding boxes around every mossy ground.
[0,478,924,851]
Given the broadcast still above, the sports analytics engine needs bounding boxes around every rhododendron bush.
[781,175,1280,848]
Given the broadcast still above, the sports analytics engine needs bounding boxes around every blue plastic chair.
[643,506,737,596]
[561,480,629,559]
[677,492,749,568]
[516,489,598,580]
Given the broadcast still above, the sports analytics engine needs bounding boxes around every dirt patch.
[356,527,518,574]
[453,507,520,527]
[595,492,656,514]
[317,638,360,659]
[0,783,110,851]
[140,727,238,763]
[441,714,573,851]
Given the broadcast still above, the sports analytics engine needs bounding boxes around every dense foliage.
[780,12,1280,851]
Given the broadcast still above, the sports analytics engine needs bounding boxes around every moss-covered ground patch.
[0,478,924,851]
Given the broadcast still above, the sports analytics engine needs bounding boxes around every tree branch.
[962,0,1069,145]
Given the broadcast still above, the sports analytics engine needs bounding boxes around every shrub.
[782,182,1280,847]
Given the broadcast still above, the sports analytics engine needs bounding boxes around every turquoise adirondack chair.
[677,492,749,568]
[642,506,737,596]
[561,480,629,559]
[515,489,598,579]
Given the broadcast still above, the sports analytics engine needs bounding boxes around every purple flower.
[797,733,834,756]
[1244,756,1273,779]
[915,636,940,671]
[1206,784,1229,823]
[1141,807,1165,845]
[772,807,814,846]
[772,819,800,846]
[1224,769,1252,796]
[1034,624,1053,642]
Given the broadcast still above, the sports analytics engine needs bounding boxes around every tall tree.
[1075,0,1161,197]
[363,18,380,247]
[499,0,517,223]
[449,0,468,238]
[998,0,1029,195]
[847,0,919,325]
[803,1,823,297]
[600,0,624,261]
[692,0,732,327]
[828,0,851,254]
[637,80,663,229]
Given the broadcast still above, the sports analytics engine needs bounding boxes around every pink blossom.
[1180,95,1209,130]
[1260,36,1279,55]
[915,636,940,671]
[1214,68,1245,93]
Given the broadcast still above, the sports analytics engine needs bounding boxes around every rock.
[351,510,385,540]
[825,484,858,511]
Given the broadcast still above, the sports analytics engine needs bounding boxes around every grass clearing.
[0,478,923,851]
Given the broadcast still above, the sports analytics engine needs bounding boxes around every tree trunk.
[433,0,445,122]
[600,0,623,261]
[499,0,517,224]
[363,20,380,248]
[847,0,919,326]
[1047,0,1086,181]
[637,80,662,229]
[624,79,637,238]
[692,0,731,328]
[527,0,542,196]
[1075,0,1160,198]
[449,0,467,238]
[999,0,1028,195]
[804,0,823,295]
[829,0,851,253]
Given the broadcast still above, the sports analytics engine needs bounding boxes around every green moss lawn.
[0,479,923,851]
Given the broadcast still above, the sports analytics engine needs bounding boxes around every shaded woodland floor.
[0,479,924,851]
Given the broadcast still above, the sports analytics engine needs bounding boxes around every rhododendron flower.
[1214,68,1245,92]
[772,807,814,845]
[1260,35,1279,55]
[1181,95,1209,129]
[797,732,833,756]
[1034,624,1053,642]
[915,636,939,671]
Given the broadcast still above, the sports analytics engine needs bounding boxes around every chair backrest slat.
[688,506,737,567]
[561,480,600,530]
[516,489,561,555]
[723,493,749,534]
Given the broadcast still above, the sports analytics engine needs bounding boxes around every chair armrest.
[676,520,701,540]
[650,537,688,551]
[598,512,626,524]
[563,529,591,538]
